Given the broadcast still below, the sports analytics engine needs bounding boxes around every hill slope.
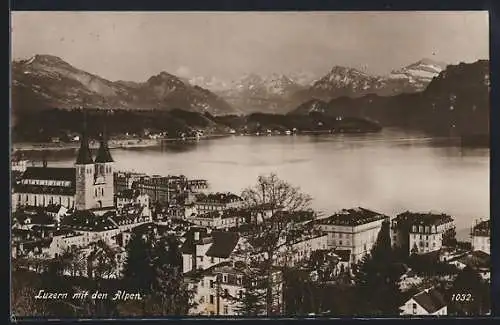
[12,55,238,118]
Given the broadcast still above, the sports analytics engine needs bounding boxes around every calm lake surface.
[29,128,489,240]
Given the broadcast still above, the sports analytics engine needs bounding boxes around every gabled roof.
[412,288,446,314]
[22,167,76,182]
[205,231,240,258]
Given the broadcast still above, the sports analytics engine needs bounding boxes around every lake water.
[29,128,489,240]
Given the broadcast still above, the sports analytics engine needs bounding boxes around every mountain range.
[11,55,489,140]
[292,60,489,137]
[12,55,237,119]
[12,55,450,118]
[188,59,448,114]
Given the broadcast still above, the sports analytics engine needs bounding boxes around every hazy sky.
[11,11,489,81]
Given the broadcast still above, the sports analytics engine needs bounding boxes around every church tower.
[75,109,95,210]
[93,114,114,208]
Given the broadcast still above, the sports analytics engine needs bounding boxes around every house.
[181,229,247,273]
[313,207,388,264]
[276,232,328,267]
[400,288,447,316]
[187,209,248,230]
[185,261,283,316]
[392,212,455,256]
[471,219,490,255]
[194,193,244,214]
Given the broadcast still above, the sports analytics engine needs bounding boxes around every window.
[209,295,214,304]
[101,188,104,196]
[210,280,214,288]
[210,257,215,263]
[238,290,243,299]
[236,277,242,285]
[223,274,228,283]
[413,303,417,309]
[224,289,228,296]
[223,306,228,315]
[339,240,343,246]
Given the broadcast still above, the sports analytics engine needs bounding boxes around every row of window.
[21,194,72,207]
[80,165,112,175]
[22,179,71,187]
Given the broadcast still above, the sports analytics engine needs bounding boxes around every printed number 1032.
[451,293,473,302]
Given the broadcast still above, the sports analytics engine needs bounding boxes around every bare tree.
[236,173,313,316]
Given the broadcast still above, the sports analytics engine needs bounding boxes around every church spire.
[76,107,94,165]
[95,112,114,163]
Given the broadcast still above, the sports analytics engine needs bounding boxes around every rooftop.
[411,288,447,314]
[22,167,76,182]
[403,212,454,229]
[317,207,386,226]
[195,192,243,204]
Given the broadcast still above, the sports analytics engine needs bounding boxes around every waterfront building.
[114,171,147,193]
[391,212,456,256]
[471,219,490,255]
[313,207,388,264]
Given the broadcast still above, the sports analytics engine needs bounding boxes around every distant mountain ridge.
[291,60,489,137]
[12,54,238,118]
[184,59,448,114]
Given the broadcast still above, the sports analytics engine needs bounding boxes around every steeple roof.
[76,108,94,165]
[95,114,114,163]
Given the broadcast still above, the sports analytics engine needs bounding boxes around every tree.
[121,233,192,316]
[449,266,490,315]
[442,228,457,247]
[234,266,267,316]
[236,173,312,316]
[352,220,405,316]
[146,236,192,315]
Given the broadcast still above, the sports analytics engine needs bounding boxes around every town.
[11,116,491,317]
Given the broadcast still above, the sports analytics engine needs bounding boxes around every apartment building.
[471,219,490,255]
[313,207,388,264]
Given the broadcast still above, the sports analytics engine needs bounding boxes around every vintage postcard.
[10,11,490,318]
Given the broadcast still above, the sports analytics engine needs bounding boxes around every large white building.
[186,209,248,230]
[185,261,283,316]
[471,219,490,255]
[13,114,115,211]
[313,207,388,264]
[194,193,244,214]
[391,212,456,256]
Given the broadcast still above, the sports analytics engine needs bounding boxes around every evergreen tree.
[122,233,154,292]
[352,220,404,316]
[147,236,192,315]
[449,266,490,315]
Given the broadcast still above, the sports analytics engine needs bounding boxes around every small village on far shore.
[10,118,491,317]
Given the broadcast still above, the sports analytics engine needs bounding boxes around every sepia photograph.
[10,11,490,318]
